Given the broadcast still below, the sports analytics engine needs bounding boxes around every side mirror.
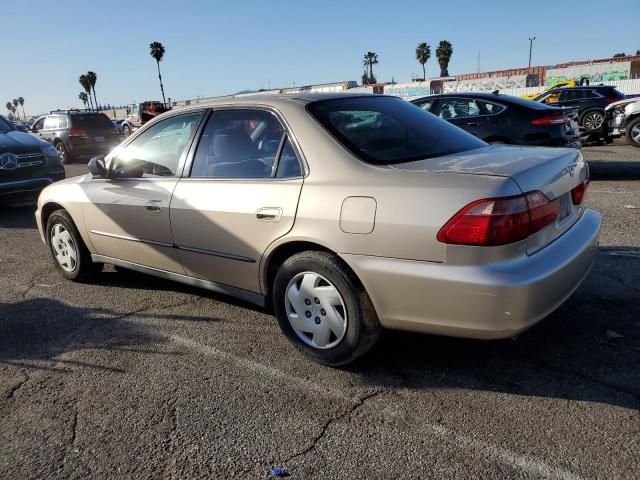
[88,156,107,178]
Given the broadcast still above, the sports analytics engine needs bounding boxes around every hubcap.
[284,272,347,349]
[50,224,78,272]
[631,123,640,143]
[584,112,603,130]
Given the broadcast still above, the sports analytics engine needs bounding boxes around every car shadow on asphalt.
[0,204,38,229]
[0,297,182,375]
[588,160,640,181]
[348,251,640,411]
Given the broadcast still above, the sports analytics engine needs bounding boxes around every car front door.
[170,108,304,294]
[435,97,488,137]
[82,110,205,273]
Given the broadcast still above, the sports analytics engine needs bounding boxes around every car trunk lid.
[390,145,589,252]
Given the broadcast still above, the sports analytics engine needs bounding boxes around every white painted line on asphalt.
[427,423,585,480]
[163,332,355,403]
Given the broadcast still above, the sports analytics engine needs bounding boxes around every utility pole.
[528,36,536,69]
[477,50,480,73]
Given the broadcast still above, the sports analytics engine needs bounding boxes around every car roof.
[171,92,381,113]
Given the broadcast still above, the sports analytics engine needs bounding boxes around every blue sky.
[2,0,639,114]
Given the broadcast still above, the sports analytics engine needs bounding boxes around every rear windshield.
[71,113,114,129]
[307,96,486,164]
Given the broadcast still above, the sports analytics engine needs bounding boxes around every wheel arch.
[261,239,367,305]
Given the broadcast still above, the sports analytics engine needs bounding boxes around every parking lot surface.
[1,152,639,479]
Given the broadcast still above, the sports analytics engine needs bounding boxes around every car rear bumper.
[67,141,118,158]
[341,209,601,339]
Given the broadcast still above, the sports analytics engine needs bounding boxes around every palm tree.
[149,42,167,106]
[79,74,94,110]
[5,102,12,118]
[17,97,25,121]
[362,51,379,84]
[78,92,89,110]
[415,42,431,81]
[86,71,99,111]
[12,99,19,117]
[436,40,453,77]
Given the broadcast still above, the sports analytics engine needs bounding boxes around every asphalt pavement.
[0,147,639,479]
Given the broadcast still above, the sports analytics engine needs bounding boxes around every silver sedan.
[36,93,600,366]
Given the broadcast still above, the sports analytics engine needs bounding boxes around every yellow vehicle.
[522,80,578,101]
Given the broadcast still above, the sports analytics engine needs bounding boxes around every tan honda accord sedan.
[36,93,601,366]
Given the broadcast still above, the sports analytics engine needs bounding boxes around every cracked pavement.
[0,161,639,479]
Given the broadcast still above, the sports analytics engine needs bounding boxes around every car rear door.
[435,97,488,137]
[82,110,205,273]
[169,108,304,294]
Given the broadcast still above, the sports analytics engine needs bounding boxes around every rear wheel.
[272,251,381,367]
[46,210,101,281]
[625,117,640,147]
[581,110,605,132]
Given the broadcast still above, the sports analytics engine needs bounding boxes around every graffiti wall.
[546,62,631,85]
[383,81,431,99]
[443,75,530,93]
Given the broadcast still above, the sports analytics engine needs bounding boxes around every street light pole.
[528,36,536,69]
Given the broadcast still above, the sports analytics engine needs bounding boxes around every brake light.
[571,181,589,205]
[437,191,559,246]
[69,128,87,137]
[531,114,567,126]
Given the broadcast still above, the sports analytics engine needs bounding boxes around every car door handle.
[145,200,163,213]
[466,121,482,126]
[256,207,282,222]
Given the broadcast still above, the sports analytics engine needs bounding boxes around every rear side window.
[477,100,505,114]
[71,113,114,129]
[58,116,69,128]
[307,96,486,165]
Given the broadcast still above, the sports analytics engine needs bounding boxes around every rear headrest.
[212,128,255,159]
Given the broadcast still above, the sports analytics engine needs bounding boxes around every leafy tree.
[415,42,431,81]
[362,52,379,85]
[436,40,453,77]
[86,71,99,110]
[149,42,167,105]
[78,92,89,110]
[79,75,94,110]
[17,97,25,121]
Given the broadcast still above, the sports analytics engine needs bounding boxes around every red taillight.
[69,128,87,137]
[531,114,567,126]
[571,181,589,205]
[437,191,559,246]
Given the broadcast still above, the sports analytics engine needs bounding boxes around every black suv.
[30,110,120,163]
[532,85,625,134]
[0,114,65,203]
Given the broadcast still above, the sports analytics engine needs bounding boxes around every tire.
[123,124,131,137]
[55,141,72,164]
[625,117,640,148]
[46,210,102,281]
[272,251,381,367]
[580,110,605,132]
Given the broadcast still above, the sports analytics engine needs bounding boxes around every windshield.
[307,96,486,164]
[0,116,15,133]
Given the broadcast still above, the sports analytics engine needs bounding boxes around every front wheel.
[625,117,640,147]
[46,210,102,281]
[581,110,605,132]
[122,124,132,137]
[272,251,381,367]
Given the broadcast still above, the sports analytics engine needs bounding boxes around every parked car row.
[35,93,599,366]
[410,85,627,148]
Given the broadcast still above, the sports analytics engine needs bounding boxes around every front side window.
[437,98,480,119]
[44,116,59,130]
[111,112,202,178]
[32,117,45,131]
[190,109,296,178]
[308,96,485,165]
